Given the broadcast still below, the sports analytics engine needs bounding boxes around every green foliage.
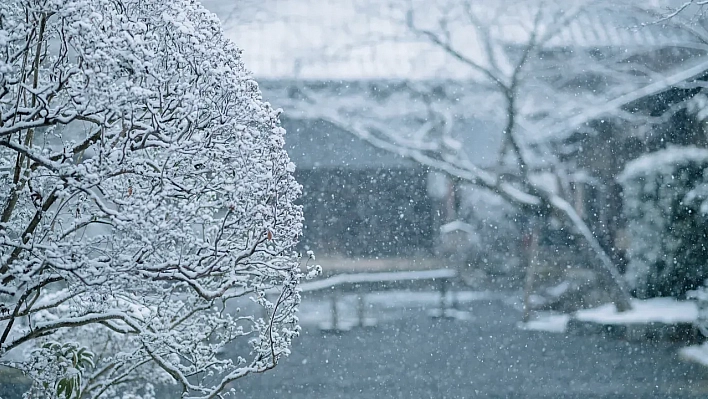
[40,342,95,399]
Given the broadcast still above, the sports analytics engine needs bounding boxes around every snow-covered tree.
[275,0,659,311]
[0,0,311,397]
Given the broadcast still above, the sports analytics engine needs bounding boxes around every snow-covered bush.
[0,0,309,397]
[619,147,708,298]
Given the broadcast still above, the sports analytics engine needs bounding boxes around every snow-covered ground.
[680,344,708,367]
[519,297,698,334]
[519,314,571,333]
[574,297,698,324]
[228,291,707,399]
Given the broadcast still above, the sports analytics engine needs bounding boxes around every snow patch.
[440,220,477,236]
[298,268,457,292]
[574,298,697,325]
[518,314,570,333]
[679,343,708,367]
[546,281,571,298]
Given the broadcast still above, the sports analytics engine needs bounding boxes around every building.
[202,0,708,266]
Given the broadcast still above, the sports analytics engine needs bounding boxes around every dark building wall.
[295,167,434,257]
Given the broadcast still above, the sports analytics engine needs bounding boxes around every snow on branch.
[538,58,708,143]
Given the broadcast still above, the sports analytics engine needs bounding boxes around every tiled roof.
[201,0,696,80]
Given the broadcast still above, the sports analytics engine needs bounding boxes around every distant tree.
[0,0,311,397]
[279,0,651,311]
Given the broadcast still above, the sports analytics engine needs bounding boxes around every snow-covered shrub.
[0,0,309,397]
[619,147,708,298]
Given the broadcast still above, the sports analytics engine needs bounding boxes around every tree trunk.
[546,194,633,312]
[522,222,541,322]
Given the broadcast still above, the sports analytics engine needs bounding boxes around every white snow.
[440,220,477,236]
[519,313,571,333]
[529,172,560,195]
[546,281,571,298]
[574,298,698,325]
[518,297,698,334]
[679,343,708,367]
[298,268,457,292]
[618,146,708,183]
